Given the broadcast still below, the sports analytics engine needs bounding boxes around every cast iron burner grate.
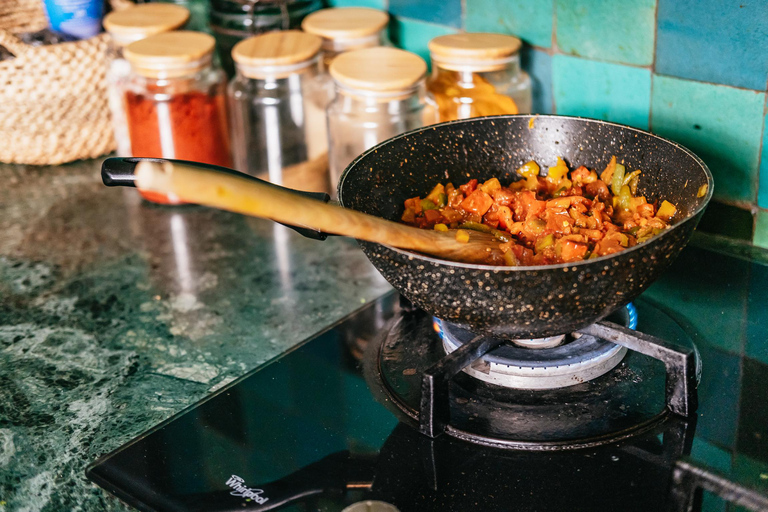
[368,301,701,450]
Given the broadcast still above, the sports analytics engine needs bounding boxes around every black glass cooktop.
[87,247,768,512]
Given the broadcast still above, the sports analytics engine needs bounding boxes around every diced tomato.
[580,228,604,242]
[511,190,546,221]
[636,202,655,219]
[483,205,500,229]
[460,190,495,216]
[594,238,624,256]
[459,179,478,195]
[544,209,574,235]
[404,197,423,214]
[448,189,464,208]
[526,199,547,221]
[490,187,516,206]
[571,166,596,186]
[559,240,588,262]
[496,206,514,230]
[511,244,535,266]
[441,207,464,223]
[424,209,443,224]
[507,221,524,237]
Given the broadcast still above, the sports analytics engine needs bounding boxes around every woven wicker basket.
[0,0,118,165]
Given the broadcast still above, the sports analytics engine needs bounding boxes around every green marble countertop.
[0,160,392,510]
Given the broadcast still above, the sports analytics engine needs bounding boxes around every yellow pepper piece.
[697,184,708,198]
[611,163,626,196]
[617,185,634,211]
[455,229,470,243]
[503,250,518,266]
[434,223,448,232]
[480,177,502,193]
[601,156,617,184]
[547,157,569,182]
[518,161,540,178]
[656,200,677,221]
[535,234,555,252]
[426,183,445,204]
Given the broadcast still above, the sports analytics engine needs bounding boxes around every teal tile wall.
[334,0,768,249]
[651,76,765,204]
[465,0,553,48]
[387,17,457,66]
[755,211,768,250]
[555,0,656,66]
[552,55,651,129]
[655,0,768,91]
[760,113,768,209]
[325,0,385,8]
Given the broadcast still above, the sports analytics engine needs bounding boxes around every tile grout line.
[550,0,558,114]
[649,0,660,133]
[753,92,768,243]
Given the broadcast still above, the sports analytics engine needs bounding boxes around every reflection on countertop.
[0,159,391,510]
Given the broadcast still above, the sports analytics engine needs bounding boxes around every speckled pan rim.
[338,114,714,272]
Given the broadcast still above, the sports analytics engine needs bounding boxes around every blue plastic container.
[42,0,104,39]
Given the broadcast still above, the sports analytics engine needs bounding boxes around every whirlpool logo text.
[225,475,269,504]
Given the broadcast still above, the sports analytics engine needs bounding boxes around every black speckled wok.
[102,115,712,340]
[337,115,713,339]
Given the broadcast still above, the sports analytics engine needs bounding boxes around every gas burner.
[366,300,700,450]
[435,304,638,390]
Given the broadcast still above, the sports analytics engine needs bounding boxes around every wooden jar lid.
[124,31,215,78]
[330,47,426,93]
[302,7,389,40]
[232,30,322,74]
[104,4,190,46]
[429,33,522,71]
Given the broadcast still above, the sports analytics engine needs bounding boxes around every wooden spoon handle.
[134,160,450,253]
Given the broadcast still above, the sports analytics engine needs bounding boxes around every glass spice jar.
[427,33,532,122]
[301,7,390,111]
[103,3,190,157]
[228,30,329,193]
[124,31,232,205]
[326,47,434,196]
[209,0,322,78]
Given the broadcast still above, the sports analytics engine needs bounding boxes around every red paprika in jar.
[124,31,232,204]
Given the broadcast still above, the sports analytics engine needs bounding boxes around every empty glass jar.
[326,47,434,196]
[228,30,329,193]
[301,7,389,111]
[427,33,532,122]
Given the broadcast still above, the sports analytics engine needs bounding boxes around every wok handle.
[101,157,330,241]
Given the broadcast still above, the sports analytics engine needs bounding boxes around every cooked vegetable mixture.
[401,156,678,266]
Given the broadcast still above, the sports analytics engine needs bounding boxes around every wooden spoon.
[133,159,506,265]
